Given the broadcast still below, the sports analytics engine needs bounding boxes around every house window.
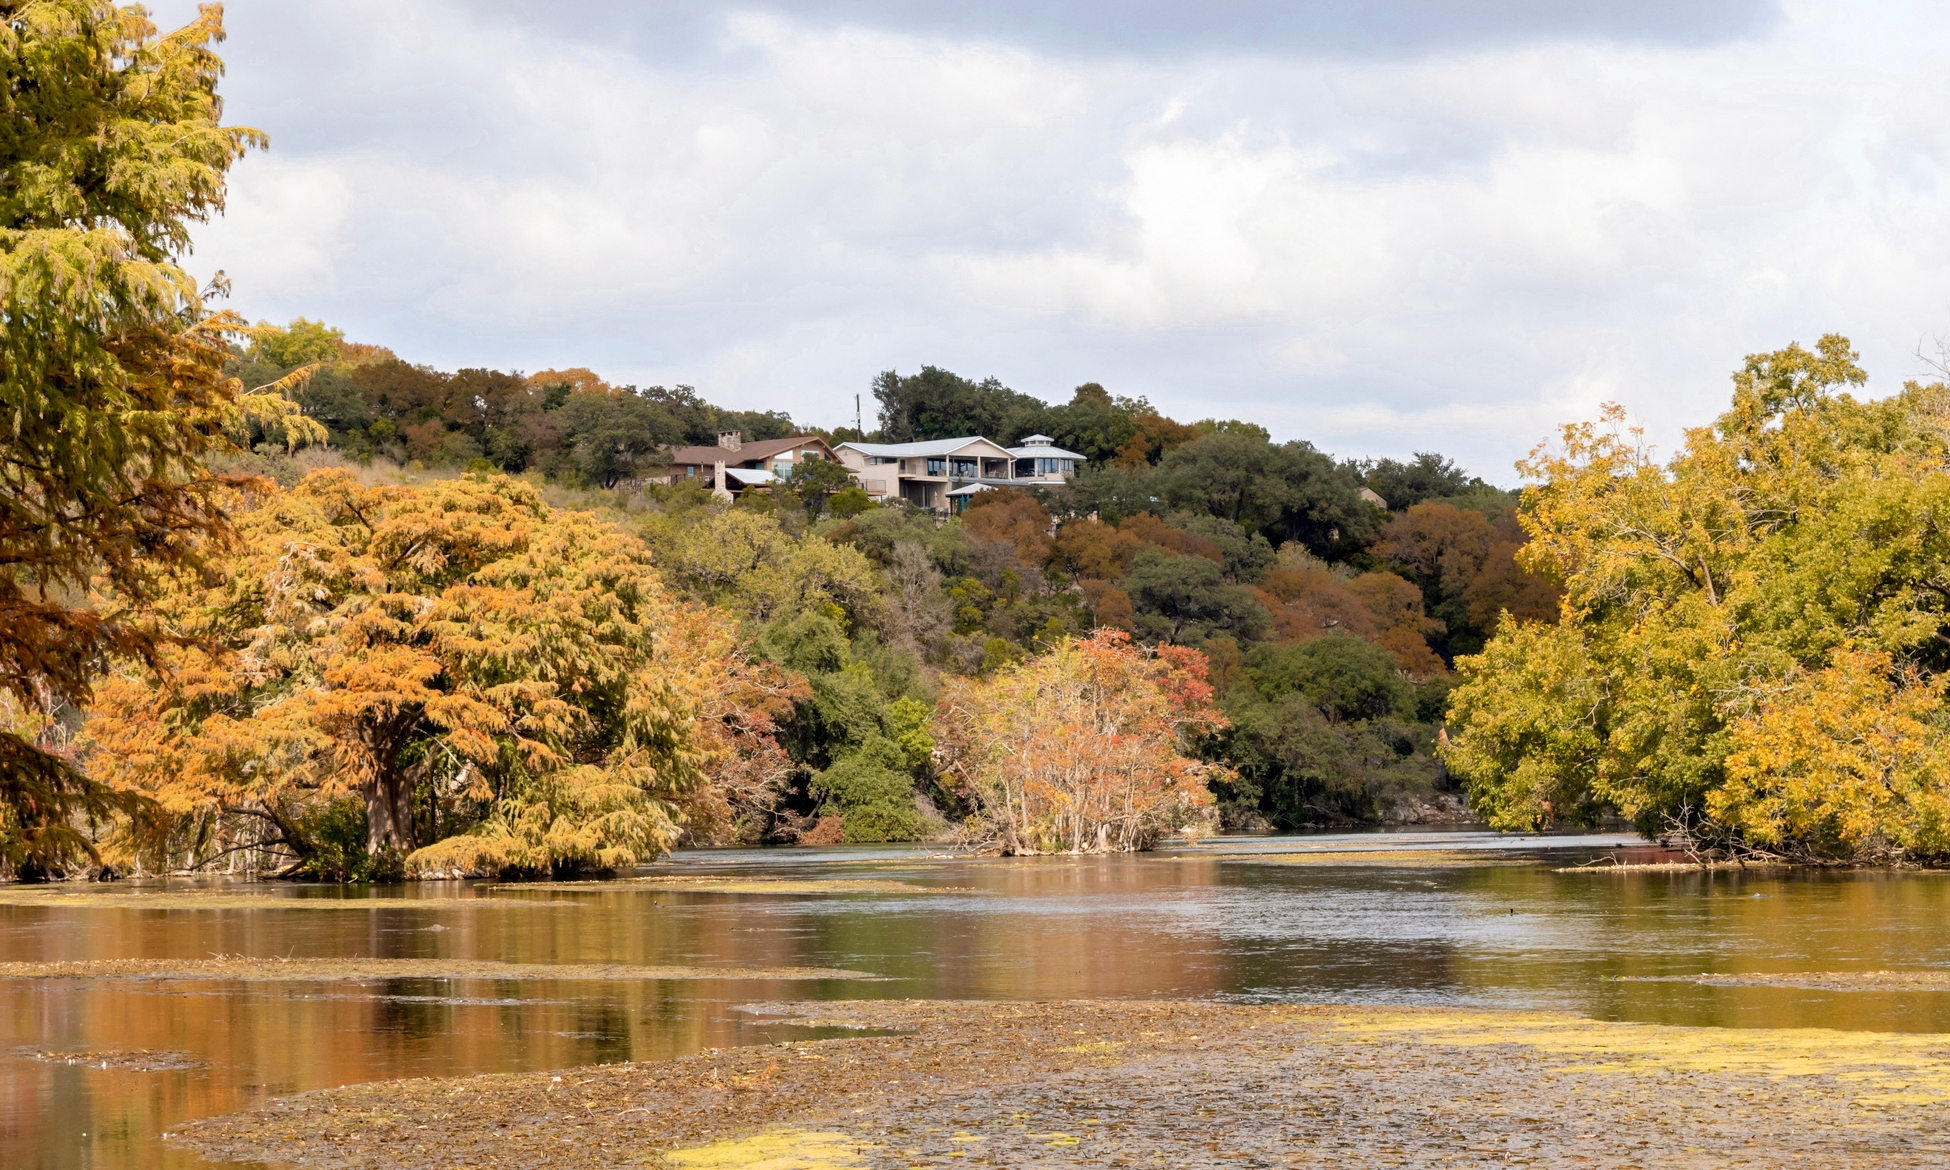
[950,457,977,478]
[1015,458,1034,478]
[868,455,896,465]
[926,457,946,476]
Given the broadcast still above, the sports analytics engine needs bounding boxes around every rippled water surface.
[6,829,1950,1168]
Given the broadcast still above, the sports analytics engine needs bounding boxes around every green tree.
[1246,636,1413,723]
[249,317,343,368]
[1121,548,1271,646]
[0,2,316,876]
[1356,452,1487,511]
[787,455,859,517]
[811,734,926,843]
[1445,336,1950,854]
[872,365,1051,443]
[555,391,676,487]
[1071,430,1377,557]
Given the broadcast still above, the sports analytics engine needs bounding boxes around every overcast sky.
[152,0,1950,481]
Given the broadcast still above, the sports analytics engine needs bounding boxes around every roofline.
[835,436,1015,458]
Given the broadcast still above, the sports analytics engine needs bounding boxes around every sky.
[150,0,1950,482]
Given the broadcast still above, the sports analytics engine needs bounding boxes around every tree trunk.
[363,768,416,857]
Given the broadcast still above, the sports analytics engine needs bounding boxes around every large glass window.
[950,457,978,478]
[926,457,947,476]
[1015,458,1035,478]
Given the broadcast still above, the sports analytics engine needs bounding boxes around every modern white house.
[1006,435,1086,483]
[833,433,1086,512]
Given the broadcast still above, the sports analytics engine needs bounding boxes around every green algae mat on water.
[175,999,1950,1169]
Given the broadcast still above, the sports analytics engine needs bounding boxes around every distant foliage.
[236,323,795,482]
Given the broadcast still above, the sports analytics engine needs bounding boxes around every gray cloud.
[467,0,1783,61]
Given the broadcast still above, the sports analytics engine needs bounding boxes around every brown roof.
[664,435,833,467]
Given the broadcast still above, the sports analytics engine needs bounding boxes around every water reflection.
[3,831,1950,1168]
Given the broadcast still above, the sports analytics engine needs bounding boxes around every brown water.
[5,829,1950,1169]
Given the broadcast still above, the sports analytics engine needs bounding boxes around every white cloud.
[168,0,1950,479]
[196,156,351,303]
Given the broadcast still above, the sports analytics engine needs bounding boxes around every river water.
[5,829,1950,1169]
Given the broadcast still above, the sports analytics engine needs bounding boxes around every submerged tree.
[0,3,316,875]
[935,630,1224,853]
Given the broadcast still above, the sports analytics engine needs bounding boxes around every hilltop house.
[833,433,1087,512]
[662,432,835,497]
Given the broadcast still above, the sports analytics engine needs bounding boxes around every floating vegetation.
[1211,849,1533,867]
[1615,971,1950,993]
[174,999,1950,1169]
[1329,1009,1950,1103]
[490,877,959,895]
[0,890,571,911]
[24,1048,203,1072]
[664,1128,873,1169]
[0,958,881,983]
[1556,860,1791,873]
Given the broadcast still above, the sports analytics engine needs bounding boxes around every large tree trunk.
[363,768,416,858]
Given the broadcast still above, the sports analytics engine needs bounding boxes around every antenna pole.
[855,393,862,436]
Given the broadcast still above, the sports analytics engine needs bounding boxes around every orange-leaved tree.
[934,630,1225,853]
[84,470,717,877]
[0,2,319,876]
[656,602,809,846]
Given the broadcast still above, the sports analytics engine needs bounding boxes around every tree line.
[13,1,1943,880]
[0,0,1549,875]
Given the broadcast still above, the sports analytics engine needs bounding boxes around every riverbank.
[176,998,1950,1169]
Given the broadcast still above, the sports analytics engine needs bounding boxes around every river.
[5,828,1950,1169]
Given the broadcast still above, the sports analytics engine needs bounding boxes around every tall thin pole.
[855,393,862,436]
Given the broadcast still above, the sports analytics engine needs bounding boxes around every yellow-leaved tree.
[0,2,318,876]
[1445,336,1950,861]
[84,470,734,877]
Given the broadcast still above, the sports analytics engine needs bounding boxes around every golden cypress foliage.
[82,471,748,877]
[0,2,316,874]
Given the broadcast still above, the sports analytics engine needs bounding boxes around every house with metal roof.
[833,434,1085,512]
[1006,435,1086,484]
[661,432,836,499]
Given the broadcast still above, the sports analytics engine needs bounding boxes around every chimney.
[716,431,742,451]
